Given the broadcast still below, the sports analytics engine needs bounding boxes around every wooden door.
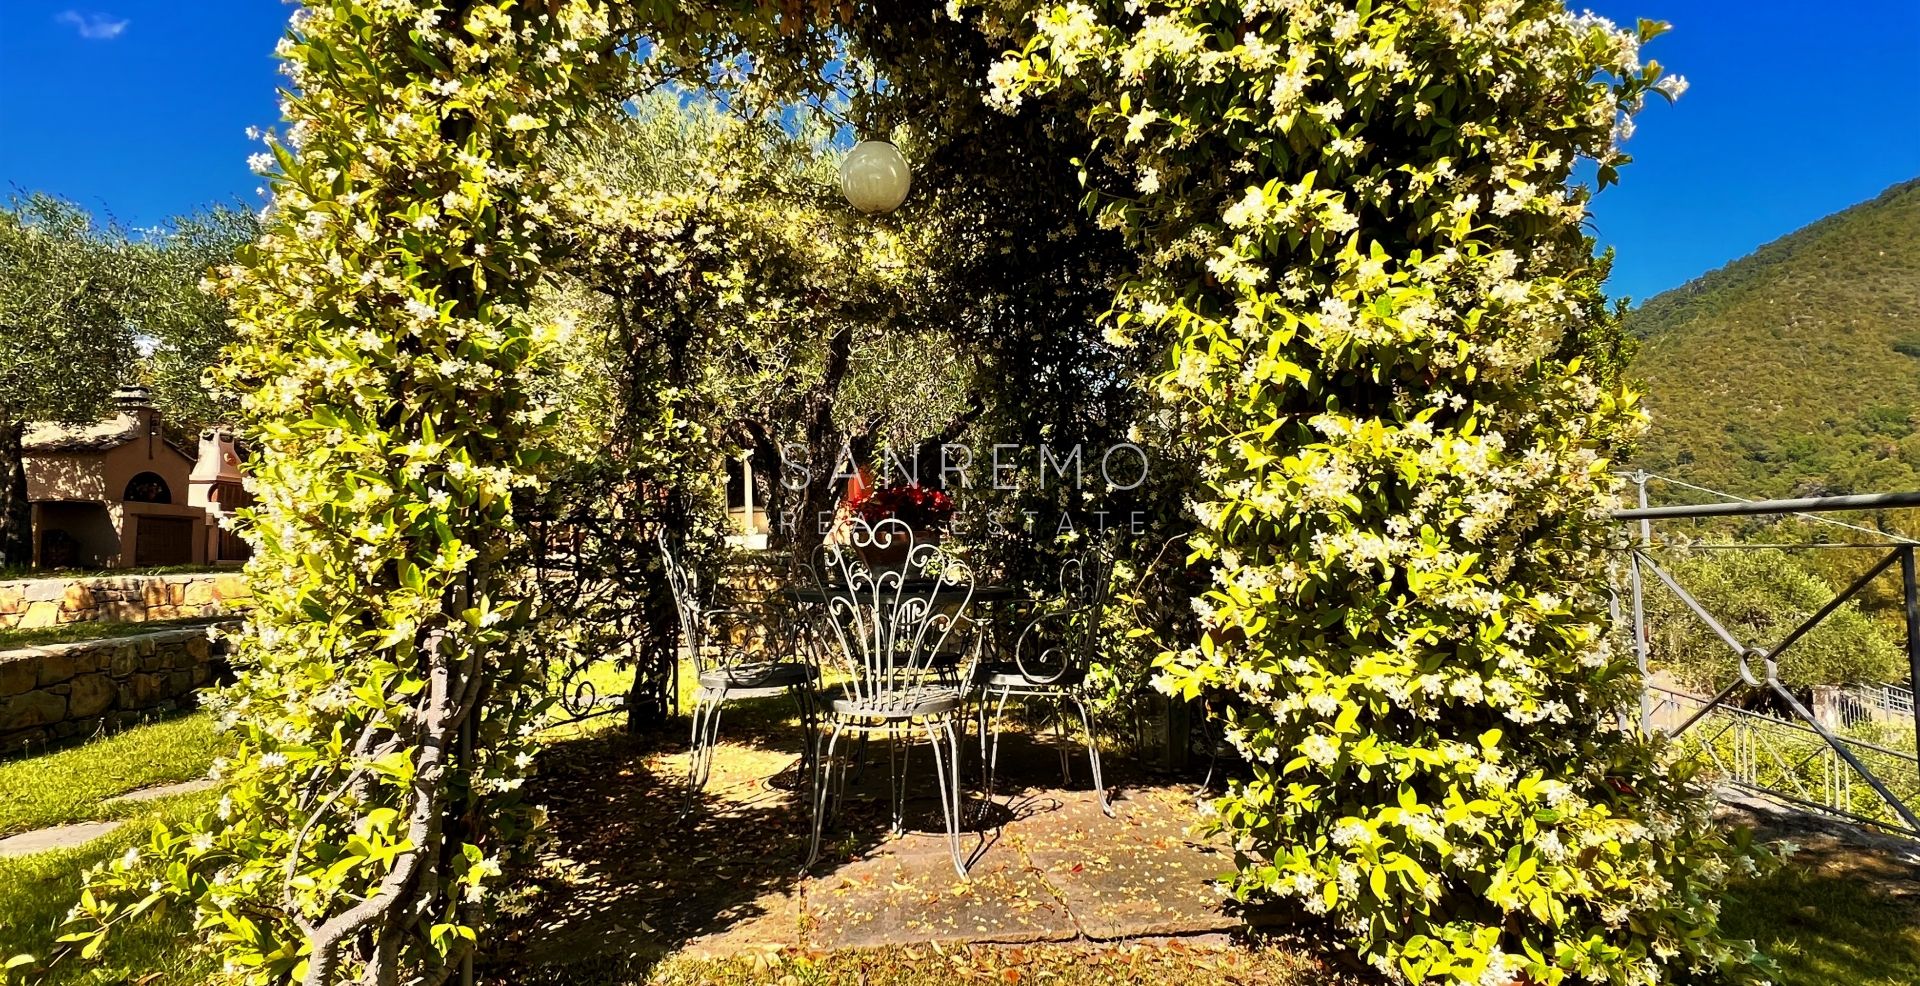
[133,516,194,567]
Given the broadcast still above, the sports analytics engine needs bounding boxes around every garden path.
[0,820,125,858]
[0,778,213,858]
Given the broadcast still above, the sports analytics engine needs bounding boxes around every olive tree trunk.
[0,418,30,568]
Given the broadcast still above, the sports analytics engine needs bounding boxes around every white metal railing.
[1652,686,1920,832]
[1853,682,1916,717]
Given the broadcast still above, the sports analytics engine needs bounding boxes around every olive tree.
[136,205,260,431]
[0,195,141,567]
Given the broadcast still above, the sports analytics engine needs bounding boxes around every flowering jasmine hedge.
[984,3,1759,983]
[36,2,1762,985]
[49,3,613,983]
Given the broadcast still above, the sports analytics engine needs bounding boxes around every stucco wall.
[0,624,233,754]
[0,572,252,630]
[26,432,210,568]
[25,436,196,506]
[31,501,119,569]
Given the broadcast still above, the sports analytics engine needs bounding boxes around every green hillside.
[1626,177,1920,498]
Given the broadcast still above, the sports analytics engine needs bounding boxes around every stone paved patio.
[687,783,1236,958]
[487,711,1240,981]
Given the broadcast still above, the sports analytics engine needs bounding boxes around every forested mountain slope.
[1627,177,1920,498]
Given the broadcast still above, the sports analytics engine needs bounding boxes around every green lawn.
[0,713,226,837]
[0,793,215,986]
[1721,848,1920,986]
[0,617,231,652]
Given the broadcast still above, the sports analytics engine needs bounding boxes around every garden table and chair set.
[656,518,1115,877]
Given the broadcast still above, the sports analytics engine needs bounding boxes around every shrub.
[1643,546,1906,692]
[987,3,1765,983]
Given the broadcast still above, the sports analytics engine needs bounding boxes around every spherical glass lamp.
[840,140,911,214]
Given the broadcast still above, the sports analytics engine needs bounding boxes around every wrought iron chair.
[973,542,1116,816]
[658,530,819,802]
[806,518,979,876]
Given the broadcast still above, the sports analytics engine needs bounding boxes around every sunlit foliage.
[986,2,1762,983]
[35,3,1766,985]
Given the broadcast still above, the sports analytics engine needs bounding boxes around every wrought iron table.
[781,582,1024,606]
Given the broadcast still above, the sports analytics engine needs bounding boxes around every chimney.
[112,383,159,455]
[191,428,242,484]
[111,383,152,410]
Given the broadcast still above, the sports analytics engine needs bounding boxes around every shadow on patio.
[481,696,1241,985]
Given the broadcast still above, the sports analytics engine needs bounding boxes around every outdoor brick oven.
[22,385,250,569]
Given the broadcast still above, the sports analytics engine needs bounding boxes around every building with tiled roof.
[23,385,250,569]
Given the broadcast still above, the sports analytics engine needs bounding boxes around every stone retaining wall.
[0,572,251,630]
[0,625,234,754]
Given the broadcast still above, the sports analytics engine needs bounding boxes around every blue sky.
[0,3,288,228]
[1,1,1916,302]
[1583,0,1920,301]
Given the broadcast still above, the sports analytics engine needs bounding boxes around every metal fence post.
[1629,470,1652,733]
[1902,545,1920,763]
[1608,479,1920,833]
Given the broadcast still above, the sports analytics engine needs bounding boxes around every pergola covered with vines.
[60,3,1765,986]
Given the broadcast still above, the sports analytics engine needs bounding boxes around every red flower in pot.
[849,482,955,532]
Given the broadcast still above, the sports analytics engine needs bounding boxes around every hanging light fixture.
[839,140,911,214]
